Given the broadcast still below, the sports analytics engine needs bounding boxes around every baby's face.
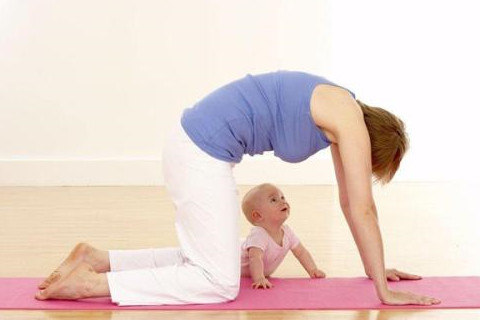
[255,185,290,225]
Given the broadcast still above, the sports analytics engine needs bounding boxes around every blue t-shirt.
[181,70,354,163]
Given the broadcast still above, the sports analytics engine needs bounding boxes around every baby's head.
[242,183,290,228]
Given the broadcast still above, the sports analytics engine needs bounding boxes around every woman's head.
[357,100,409,184]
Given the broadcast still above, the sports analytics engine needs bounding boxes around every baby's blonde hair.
[241,183,275,225]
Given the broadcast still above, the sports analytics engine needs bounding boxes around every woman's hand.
[371,269,440,305]
[251,277,273,289]
[380,289,441,306]
[385,268,421,281]
[368,268,422,281]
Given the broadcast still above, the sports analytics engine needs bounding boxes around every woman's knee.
[216,279,240,301]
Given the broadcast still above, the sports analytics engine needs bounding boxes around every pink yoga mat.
[0,277,479,310]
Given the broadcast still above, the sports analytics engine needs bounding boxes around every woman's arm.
[331,143,377,278]
[313,85,387,295]
[331,118,423,281]
[311,85,439,305]
[334,119,390,299]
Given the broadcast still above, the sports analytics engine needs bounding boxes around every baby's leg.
[38,243,109,289]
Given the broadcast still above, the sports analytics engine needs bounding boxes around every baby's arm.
[248,247,273,289]
[291,243,326,278]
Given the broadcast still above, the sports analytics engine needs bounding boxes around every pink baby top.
[241,224,300,277]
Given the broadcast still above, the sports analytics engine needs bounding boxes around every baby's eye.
[270,198,277,202]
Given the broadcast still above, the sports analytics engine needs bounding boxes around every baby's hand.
[251,277,273,289]
[309,268,326,278]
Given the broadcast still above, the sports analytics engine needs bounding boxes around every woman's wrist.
[366,269,388,295]
[372,276,389,298]
[365,269,372,279]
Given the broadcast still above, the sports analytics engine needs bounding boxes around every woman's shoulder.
[310,84,363,143]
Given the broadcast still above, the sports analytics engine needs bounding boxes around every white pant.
[106,123,241,306]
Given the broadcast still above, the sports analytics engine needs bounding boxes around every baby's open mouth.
[281,207,288,212]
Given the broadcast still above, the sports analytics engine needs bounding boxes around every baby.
[241,183,326,289]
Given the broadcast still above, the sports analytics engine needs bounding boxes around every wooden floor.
[1,182,479,319]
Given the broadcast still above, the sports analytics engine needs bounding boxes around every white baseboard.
[0,156,336,186]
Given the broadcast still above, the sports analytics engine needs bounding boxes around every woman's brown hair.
[357,100,409,184]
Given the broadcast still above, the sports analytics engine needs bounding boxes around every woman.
[35,71,440,306]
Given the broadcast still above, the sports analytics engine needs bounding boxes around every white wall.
[329,1,480,183]
[0,0,477,185]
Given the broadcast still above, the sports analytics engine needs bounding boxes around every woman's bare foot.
[38,243,110,290]
[35,262,110,300]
